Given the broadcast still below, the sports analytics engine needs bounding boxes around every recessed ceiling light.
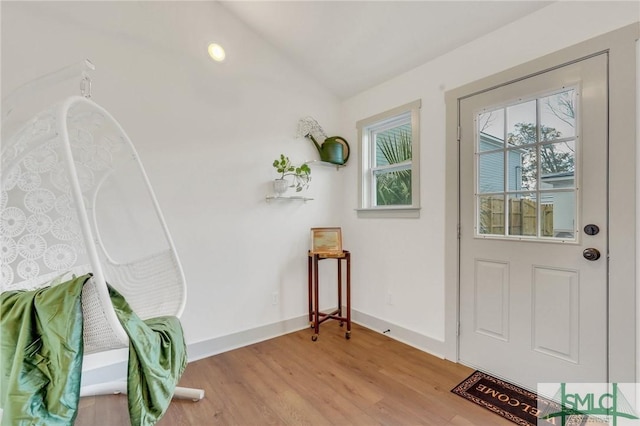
[207,43,226,62]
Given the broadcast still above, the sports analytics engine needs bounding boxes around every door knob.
[583,248,601,261]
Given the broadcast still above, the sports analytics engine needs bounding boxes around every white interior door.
[459,53,608,391]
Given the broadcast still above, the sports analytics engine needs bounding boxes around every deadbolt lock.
[584,224,600,236]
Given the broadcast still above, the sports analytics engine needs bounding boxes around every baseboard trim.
[187,314,310,362]
[81,314,309,387]
[351,308,446,359]
[81,311,446,387]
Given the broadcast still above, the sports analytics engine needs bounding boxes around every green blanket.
[1,274,187,426]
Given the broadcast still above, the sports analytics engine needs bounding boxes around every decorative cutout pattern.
[1,207,26,237]
[17,234,46,259]
[0,238,17,263]
[26,214,52,235]
[43,244,77,270]
[24,188,56,214]
[1,104,120,291]
[17,259,39,280]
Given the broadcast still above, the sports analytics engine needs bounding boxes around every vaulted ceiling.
[221,1,554,99]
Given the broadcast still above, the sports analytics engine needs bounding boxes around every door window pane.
[478,195,504,235]
[541,191,576,239]
[478,109,505,151]
[507,146,537,191]
[478,152,504,193]
[507,100,537,146]
[508,193,537,237]
[540,141,575,188]
[540,90,576,140]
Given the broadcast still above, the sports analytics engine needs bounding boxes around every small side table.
[307,250,351,341]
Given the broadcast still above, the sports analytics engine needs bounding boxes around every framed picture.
[310,227,343,255]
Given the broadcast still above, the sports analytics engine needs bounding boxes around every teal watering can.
[307,134,350,165]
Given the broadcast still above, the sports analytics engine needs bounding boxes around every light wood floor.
[76,323,512,425]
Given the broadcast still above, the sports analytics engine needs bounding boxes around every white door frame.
[444,23,639,383]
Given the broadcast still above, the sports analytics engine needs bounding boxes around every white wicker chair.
[1,61,204,401]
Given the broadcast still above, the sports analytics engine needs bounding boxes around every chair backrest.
[1,95,186,321]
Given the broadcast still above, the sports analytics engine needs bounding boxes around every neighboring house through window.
[356,100,421,218]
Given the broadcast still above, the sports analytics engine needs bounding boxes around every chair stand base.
[80,381,127,397]
[174,386,206,401]
[80,382,205,402]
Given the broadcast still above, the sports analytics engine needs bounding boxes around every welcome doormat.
[451,371,564,425]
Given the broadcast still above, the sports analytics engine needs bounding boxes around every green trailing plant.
[376,130,412,205]
[272,154,311,192]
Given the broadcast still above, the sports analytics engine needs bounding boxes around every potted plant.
[272,154,311,195]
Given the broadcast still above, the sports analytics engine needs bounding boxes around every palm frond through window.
[374,127,412,206]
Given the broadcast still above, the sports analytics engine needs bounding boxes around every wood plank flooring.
[75,323,512,425]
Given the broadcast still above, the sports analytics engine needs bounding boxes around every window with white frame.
[356,100,421,218]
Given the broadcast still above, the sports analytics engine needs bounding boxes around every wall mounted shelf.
[265,195,314,203]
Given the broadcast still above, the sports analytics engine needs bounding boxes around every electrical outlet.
[386,290,393,305]
[272,292,279,305]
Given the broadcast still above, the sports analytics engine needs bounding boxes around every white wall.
[1,1,343,362]
[339,1,639,355]
[2,1,638,374]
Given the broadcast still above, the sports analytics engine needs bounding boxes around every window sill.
[355,207,420,219]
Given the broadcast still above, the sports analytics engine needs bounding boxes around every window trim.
[356,99,421,218]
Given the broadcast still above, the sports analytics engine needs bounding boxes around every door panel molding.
[474,259,510,341]
[531,265,579,363]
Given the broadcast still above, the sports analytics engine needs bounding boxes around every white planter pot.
[273,179,288,196]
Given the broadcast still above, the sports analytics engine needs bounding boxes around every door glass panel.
[540,90,576,140]
[478,152,504,193]
[507,100,537,146]
[541,191,576,239]
[507,147,537,191]
[508,193,537,237]
[478,109,505,151]
[474,87,578,241]
[540,141,575,187]
[478,195,504,235]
